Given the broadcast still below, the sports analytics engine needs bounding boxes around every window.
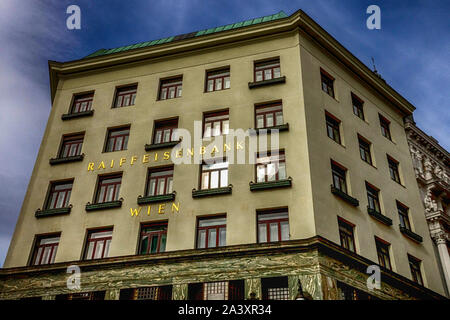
[84,229,112,260]
[397,202,411,231]
[200,159,228,190]
[326,113,341,144]
[159,77,182,100]
[262,277,289,300]
[257,210,289,243]
[352,93,364,120]
[105,126,130,152]
[206,68,230,92]
[139,222,167,254]
[338,217,356,253]
[56,291,106,301]
[120,286,172,300]
[366,182,381,213]
[71,93,93,113]
[358,136,372,165]
[255,102,284,129]
[256,151,286,183]
[203,111,229,138]
[375,237,392,270]
[113,85,137,108]
[59,134,84,158]
[46,181,73,209]
[188,281,244,300]
[254,58,281,82]
[337,282,378,300]
[197,216,226,249]
[320,69,335,97]
[146,167,173,196]
[379,115,391,140]
[388,156,401,183]
[408,255,423,285]
[331,161,347,194]
[153,118,178,144]
[95,174,122,203]
[31,234,60,266]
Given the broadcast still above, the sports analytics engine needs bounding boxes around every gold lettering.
[163,152,170,160]
[87,162,95,171]
[110,159,114,168]
[142,154,150,163]
[236,141,244,150]
[211,145,219,155]
[130,156,137,165]
[187,148,194,157]
[130,207,142,217]
[158,204,165,214]
[154,153,158,161]
[98,161,106,170]
[119,158,126,167]
[147,206,151,215]
[223,144,231,152]
[200,146,206,155]
[176,149,183,158]
[171,202,180,213]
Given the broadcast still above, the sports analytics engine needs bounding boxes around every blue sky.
[0,0,448,266]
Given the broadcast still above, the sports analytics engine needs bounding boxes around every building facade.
[0,10,447,300]
[406,119,450,295]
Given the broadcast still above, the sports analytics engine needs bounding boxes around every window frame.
[196,216,226,249]
[379,114,392,140]
[320,68,335,98]
[387,155,401,184]
[408,254,424,286]
[257,209,290,243]
[45,180,73,210]
[113,84,137,108]
[325,112,341,144]
[145,166,174,197]
[30,233,60,266]
[152,118,178,145]
[199,158,229,190]
[331,161,348,194]
[205,67,230,92]
[255,102,284,129]
[70,92,94,114]
[397,201,412,231]
[254,58,281,82]
[203,110,229,138]
[105,126,130,152]
[366,182,381,213]
[94,173,122,204]
[358,135,372,165]
[83,228,113,260]
[351,93,365,120]
[255,150,286,183]
[158,76,183,100]
[338,217,356,253]
[138,221,168,255]
[375,237,392,270]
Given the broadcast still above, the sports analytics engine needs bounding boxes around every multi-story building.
[406,119,450,295]
[0,10,447,300]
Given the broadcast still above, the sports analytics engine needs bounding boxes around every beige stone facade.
[0,10,447,300]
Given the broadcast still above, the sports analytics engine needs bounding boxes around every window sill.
[248,76,286,89]
[157,97,181,102]
[367,207,392,226]
[61,110,94,120]
[144,140,181,151]
[250,178,292,191]
[192,186,232,198]
[137,192,176,205]
[35,206,71,218]
[85,199,123,211]
[330,185,359,207]
[49,154,84,165]
[399,225,423,243]
[249,123,289,135]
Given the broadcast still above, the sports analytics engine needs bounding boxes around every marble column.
[104,288,120,300]
[244,278,261,300]
[172,283,188,300]
[434,232,450,294]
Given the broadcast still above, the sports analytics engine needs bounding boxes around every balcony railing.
[330,185,359,207]
[367,207,392,226]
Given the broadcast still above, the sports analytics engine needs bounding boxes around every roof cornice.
[48,9,415,116]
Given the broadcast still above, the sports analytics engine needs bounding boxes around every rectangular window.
[338,217,356,253]
[123,286,172,300]
[105,126,130,152]
[114,85,137,108]
[84,229,113,260]
[153,118,178,144]
[321,69,335,97]
[188,281,244,300]
[254,58,281,82]
[31,234,60,266]
[139,222,167,254]
[159,77,182,100]
[203,111,229,138]
[71,93,93,113]
[366,182,381,213]
[59,134,84,158]
[197,216,226,249]
[261,277,289,300]
[388,156,401,183]
[331,161,348,194]
[326,113,341,144]
[375,237,392,270]
[255,102,284,129]
[200,159,228,190]
[352,93,365,120]
[397,202,411,230]
[256,150,286,183]
[257,210,289,243]
[46,181,73,209]
[358,136,372,165]
[379,115,391,140]
[56,291,106,301]
[408,255,424,285]
[146,167,173,196]
[95,174,122,203]
[206,68,230,92]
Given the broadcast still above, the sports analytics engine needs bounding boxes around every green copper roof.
[84,11,288,59]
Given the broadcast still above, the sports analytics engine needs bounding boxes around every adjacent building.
[0,10,447,300]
